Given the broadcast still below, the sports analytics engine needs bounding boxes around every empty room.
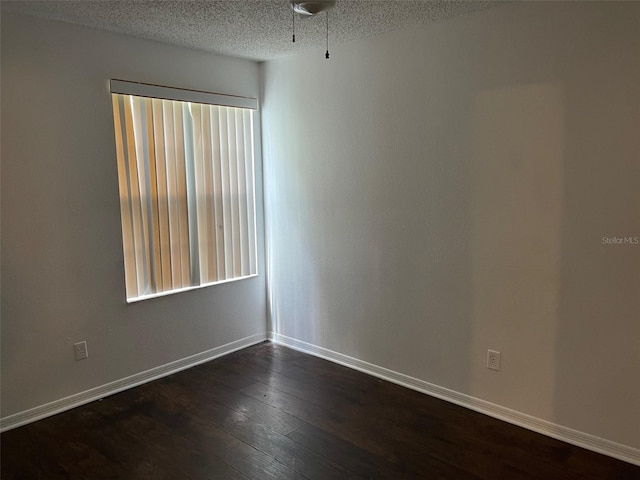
[1,0,639,478]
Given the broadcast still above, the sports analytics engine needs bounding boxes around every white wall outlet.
[74,341,89,360]
[487,349,501,371]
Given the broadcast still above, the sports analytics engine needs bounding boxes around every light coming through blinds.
[111,87,258,302]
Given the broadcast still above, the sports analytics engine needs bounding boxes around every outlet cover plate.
[74,341,88,360]
[487,349,501,371]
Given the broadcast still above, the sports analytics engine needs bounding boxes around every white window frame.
[110,80,259,303]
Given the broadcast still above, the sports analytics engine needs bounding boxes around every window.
[110,80,258,302]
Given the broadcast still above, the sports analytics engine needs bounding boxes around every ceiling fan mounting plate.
[290,1,336,16]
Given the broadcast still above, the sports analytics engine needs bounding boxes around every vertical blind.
[111,88,257,301]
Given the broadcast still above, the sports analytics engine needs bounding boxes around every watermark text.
[602,236,639,245]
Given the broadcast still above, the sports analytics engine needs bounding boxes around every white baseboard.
[270,332,640,467]
[0,332,268,433]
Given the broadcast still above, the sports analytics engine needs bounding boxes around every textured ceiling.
[2,1,502,62]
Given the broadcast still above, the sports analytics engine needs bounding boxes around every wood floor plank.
[236,346,640,480]
[2,341,639,480]
[287,421,483,480]
[1,428,71,480]
[90,384,294,480]
[80,395,246,479]
[239,377,499,479]
[126,373,348,479]
[161,381,351,479]
[2,406,192,480]
[165,369,305,435]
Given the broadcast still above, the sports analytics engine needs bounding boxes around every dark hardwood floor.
[2,341,638,479]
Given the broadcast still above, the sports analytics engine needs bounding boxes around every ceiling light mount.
[290,1,336,59]
[290,1,336,16]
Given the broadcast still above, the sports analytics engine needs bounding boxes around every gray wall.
[261,2,640,449]
[1,13,266,417]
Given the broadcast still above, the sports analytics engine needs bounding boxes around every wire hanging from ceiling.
[325,11,330,59]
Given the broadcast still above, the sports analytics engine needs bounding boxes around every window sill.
[126,273,259,304]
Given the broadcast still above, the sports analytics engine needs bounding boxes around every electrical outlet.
[487,349,501,371]
[74,341,89,361]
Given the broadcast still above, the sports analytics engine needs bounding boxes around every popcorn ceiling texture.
[3,1,500,61]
